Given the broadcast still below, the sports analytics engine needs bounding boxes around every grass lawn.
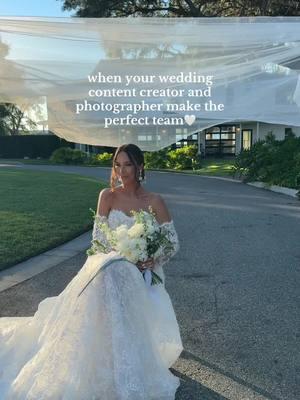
[195,157,238,177]
[148,157,238,178]
[0,168,106,271]
[0,157,238,178]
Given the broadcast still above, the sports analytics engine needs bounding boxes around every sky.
[0,0,73,17]
[0,0,103,63]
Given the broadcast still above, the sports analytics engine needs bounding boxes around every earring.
[139,169,146,183]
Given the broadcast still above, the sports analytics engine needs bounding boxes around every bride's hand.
[136,257,154,272]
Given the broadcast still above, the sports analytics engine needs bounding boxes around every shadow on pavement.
[173,350,281,400]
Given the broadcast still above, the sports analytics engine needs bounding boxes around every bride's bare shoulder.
[149,192,171,224]
[96,188,114,216]
[99,187,114,200]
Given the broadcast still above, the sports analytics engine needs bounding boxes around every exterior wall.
[236,122,300,153]
[75,122,300,157]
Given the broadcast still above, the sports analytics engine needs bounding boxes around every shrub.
[234,135,300,191]
[144,149,169,169]
[88,152,113,166]
[50,147,87,165]
[166,145,201,170]
[71,149,88,164]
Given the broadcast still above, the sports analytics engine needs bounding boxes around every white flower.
[115,238,131,254]
[128,223,144,238]
[115,225,129,240]
[131,238,146,252]
[123,248,139,263]
[134,238,147,252]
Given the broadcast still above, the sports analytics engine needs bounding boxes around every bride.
[0,143,183,400]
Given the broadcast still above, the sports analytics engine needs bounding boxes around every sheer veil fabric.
[0,17,300,150]
[0,209,183,400]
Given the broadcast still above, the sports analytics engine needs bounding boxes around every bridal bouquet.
[87,207,175,286]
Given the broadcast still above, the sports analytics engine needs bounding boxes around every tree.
[0,104,10,135]
[0,103,38,136]
[57,0,300,17]
[0,40,38,135]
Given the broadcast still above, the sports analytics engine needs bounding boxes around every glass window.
[221,133,236,139]
[242,130,252,150]
[285,128,293,138]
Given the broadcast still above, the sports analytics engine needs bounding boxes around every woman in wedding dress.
[0,143,183,400]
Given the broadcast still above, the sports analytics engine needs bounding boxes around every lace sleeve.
[153,220,180,269]
[87,214,113,255]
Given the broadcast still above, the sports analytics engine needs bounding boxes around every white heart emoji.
[184,115,196,126]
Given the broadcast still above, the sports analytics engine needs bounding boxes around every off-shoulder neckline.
[97,208,174,227]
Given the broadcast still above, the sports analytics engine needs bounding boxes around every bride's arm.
[138,194,179,271]
[90,189,113,253]
[153,219,180,269]
[153,193,180,263]
[151,193,172,225]
[96,188,112,218]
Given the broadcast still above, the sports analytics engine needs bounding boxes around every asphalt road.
[1,164,299,400]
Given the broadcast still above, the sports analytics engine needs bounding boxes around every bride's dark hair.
[110,144,145,191]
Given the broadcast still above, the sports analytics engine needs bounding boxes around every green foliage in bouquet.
[86,207,177,286]
[130,207,175,261]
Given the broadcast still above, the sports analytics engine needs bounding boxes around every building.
[175,122,300,157]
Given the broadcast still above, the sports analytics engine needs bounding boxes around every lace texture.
[153,221,180,269]
[93,209,180,273]
[0,208,183,399]
[91,214,112,253]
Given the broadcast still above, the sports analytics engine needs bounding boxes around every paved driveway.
[1,163,300,399]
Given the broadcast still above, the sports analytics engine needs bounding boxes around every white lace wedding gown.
[0,209,183,400]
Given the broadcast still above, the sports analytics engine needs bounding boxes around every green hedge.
[50,147,88,164]
[0,135,74,158]
[88,152,113,166]
[166,145,201,170]
[144,145,201,170]
[50,145,201,171]
[144,149,169,169]
[50,148,114,166]
[233,133,300,198]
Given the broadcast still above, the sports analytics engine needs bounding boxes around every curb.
[0,171,297,293]
[245,181,299,199]
[0,231,92,293]
[167,172,299,199]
